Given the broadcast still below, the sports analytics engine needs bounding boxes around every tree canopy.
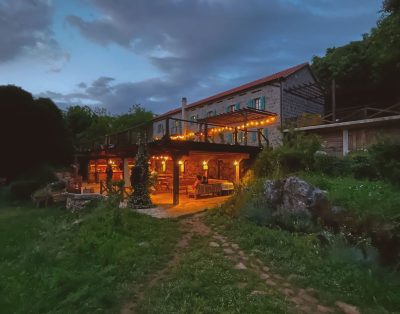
[64,104,154,146]
[312,0,400,110]
[0,85,73,180]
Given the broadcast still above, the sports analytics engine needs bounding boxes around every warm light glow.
[202,160,208,170]
[234,160,239,166]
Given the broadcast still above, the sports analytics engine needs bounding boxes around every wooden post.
[332,79,336,122]
[172,155,180,205]
[123,158,131,188]
[343,129,349,156]
[204,123,209,143]
[257,129,262,147]
[244,112,248,145]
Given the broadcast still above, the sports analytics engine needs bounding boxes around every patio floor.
[143,193,230,218]
[81,182,230,218]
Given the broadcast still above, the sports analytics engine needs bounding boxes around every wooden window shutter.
[227,133,232,143]
[235,103,240,111]
[260,96,266,110]
[263,128,269,138]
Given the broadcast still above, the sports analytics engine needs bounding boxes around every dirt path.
[120,213,210,314]
[121,213,360,314]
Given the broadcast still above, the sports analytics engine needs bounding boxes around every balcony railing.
[77,116,269,153]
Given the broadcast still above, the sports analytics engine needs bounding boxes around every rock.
[251,290,269,296]
[231,243,239,250]
[290,296,304,306]
[335,301,360,314]
[262,266,270,272]
[281,288,294,296]
[209,242,220,248]
[260,273,270,280]
[234,262,247,270]
[264,176,332,218]
[317,305,335,313]
[65,193,104,213]
[224,248,235,254]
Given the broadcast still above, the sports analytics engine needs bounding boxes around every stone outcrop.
[264,176,331,218]
[65,193,104,213]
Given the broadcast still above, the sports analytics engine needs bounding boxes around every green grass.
[299,173,400,220]
[137,235,293,314]
[206,212,400,314]
[0,202,180,314]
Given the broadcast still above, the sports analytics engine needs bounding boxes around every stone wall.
[152,84,282,147]
[282,67,325,121]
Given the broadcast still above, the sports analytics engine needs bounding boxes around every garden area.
[205,131,400,313]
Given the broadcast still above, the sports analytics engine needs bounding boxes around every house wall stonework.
[282,67,325,122]
[152,65,324,148]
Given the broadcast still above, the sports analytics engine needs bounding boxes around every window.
[190,115,197,126]
[247,96,266,110]
[251,132,257,142]
[157,123,163,133]
[207,110,215,117]
[226,103,240,113]
[254,97,261,110]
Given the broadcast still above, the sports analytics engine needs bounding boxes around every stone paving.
[121,213,361,314]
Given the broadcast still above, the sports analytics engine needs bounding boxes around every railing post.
[234,127,238,145]
[204,123,209,143]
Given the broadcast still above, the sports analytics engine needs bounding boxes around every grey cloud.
[61,0,379,113]
[41,75,187,113]
[0,0,66,64]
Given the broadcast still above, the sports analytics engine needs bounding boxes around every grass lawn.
[0,202,180,314]
[205,211,400,314]
[137,234,293,314]
[299,173,400,221]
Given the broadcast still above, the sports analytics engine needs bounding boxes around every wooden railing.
[77,116,268,153]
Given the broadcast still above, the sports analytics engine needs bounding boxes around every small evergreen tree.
[128,140,154,209]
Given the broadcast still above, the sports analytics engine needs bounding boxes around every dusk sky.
[0,0,382,114]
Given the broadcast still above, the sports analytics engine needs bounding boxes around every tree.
[64,105,95,144]
[312,0,400,110]
[128,141,154,209]
[0,85,73,180]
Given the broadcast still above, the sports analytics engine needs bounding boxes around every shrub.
[313,154,351,176]
[7,165,56,200]
[348,152,379,180]
[253,130,320,178]
[369,139,400,184]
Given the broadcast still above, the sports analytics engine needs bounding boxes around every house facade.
[79,63,325,205]
[152,63,324,147]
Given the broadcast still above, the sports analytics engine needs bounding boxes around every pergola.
[284,82,325,106]
[198,107,277,126]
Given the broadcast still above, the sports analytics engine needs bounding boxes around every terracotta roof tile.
[153,62,308,120]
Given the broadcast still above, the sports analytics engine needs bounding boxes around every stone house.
[152,62,324,147]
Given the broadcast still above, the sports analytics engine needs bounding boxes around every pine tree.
[128,140,154,209]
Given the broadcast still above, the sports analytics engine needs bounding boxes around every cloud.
[60,0,380,113]
[0,0,68,69]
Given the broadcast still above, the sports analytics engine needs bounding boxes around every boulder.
[264,176,331,218]
[65,193,104,213]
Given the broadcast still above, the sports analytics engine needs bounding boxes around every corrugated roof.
[153,62,309,121]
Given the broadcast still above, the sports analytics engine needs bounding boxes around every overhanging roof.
[198,108,277,126]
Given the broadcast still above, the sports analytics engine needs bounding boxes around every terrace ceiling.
[198,108,277,126]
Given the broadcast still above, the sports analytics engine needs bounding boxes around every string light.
[169,116,277,140]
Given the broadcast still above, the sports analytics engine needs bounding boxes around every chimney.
[181,97,187,135]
